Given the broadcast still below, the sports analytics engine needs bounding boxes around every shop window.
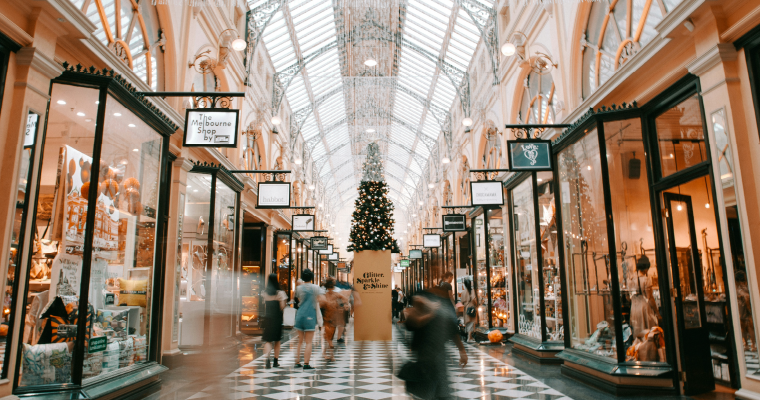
[711,109,759,378]
[581,0,681,99]
[557,128,614,359]
[474,215,487,327]
[538,172,562,341]
[603,118,667,362]
[19,78,168,388]
[519,72,555,124]
[655,94,707,178]
[72,0,163,90]
[512,179,539,339]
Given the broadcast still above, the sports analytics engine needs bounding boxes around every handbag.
[466,307,476,317]
[283,307,296,327]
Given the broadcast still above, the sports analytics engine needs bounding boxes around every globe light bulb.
[294,158,302,165]
[705,203,710,209]
[442,157,450,164]
[462,117,473,127]
[501,42,516,56]
[428,183,434,189]
[271,115,282,125]
[364,58,378,67]
[231,38,247,51]
[677,204,683,211]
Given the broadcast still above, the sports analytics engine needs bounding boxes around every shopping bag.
[283,307,296,327]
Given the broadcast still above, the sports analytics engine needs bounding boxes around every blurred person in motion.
[293,269,320,370]
[262,273,287,368]
[392,285,400,319]
[460,277,478,342]
[399,288,468,399]
[397,287,406,323]
[319,277,349,360]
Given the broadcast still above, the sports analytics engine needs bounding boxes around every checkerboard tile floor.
[185,326,573,399]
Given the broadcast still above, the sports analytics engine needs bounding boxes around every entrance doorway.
[659,175,735,394]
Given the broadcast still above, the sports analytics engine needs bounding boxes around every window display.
[538,172,562,342]
[474,215,488,327]
[512,180,538,338]
[16,68,176,392]
[178,166,241,348]
[488,209,509,329]
[557,127,615,359]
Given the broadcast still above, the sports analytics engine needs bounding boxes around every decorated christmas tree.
[348,143,400,253]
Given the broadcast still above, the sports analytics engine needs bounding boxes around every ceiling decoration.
[246,0,497,227]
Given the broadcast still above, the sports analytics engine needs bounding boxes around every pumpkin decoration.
[488,329,503,343]
[80,182,90,199]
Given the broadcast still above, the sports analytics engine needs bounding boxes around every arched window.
[519,72,555,125]
[73,0,164,90]
[581,0,683,99]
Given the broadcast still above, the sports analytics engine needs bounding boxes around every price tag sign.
[88,336,108,353]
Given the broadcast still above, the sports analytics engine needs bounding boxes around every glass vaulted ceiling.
[249,0,488,222]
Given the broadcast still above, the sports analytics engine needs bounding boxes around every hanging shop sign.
[292,214,315,231]
[257,182,291,208]
[442,214,467,232]
[25,112,39,147]
[311,236,328,250]
[409,249,422,259]
[400,259,410,268]
[328,252,339,261]
[507,139,553,171]
[423,234,441,248]
[183,108,239,148]
[337,262,347,270]
[470,181,504,207]
[319,244,334,255]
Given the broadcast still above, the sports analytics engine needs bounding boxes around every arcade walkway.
[148,323,733,400]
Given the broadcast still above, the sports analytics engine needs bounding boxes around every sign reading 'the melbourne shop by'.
[470,181,504,206]
[508,139,553,171]
[183,108,239,148]
[256,182,291,208]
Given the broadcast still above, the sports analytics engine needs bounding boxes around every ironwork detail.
[455,0,499,86]
[244,0,287,86]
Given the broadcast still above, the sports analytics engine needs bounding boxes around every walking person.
[397,287,406,322]
[319,277,349,361]
[293,269,320,370]
[262,273,287,368]
[392,285,399,319]
[460,278,478,342]
[399,290,468,399]
[439,272,455,305]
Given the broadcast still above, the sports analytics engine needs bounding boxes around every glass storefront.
[240,223,266,334]
[178,166,241,348]
[12,69,175,394]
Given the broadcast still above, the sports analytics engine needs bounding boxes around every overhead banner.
[442,214,466,232]
[471,181,504,207]
[508,139,553,171]
[423,234,441,248]
[292,214,315,231]
[400,259,410,268]
[183,108,239,148]
[257,182,291,209]
[409,249,422,259]
[311,236,328,250]
[319,244,333,255]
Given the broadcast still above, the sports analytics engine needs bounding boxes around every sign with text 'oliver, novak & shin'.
[442,214,466,232]
[183,108,239,148]
[508,139,553,171]
[470,181,504,207]
[256,182,291,209]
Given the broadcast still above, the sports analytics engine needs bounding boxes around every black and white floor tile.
[183,324,573,400]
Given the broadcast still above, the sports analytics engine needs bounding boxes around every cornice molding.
[16,47,64,79]
[45,0,96,39]
[655,0,704,39]
[687,43,737,76]
[721,4,760,43]
[0,12,33,47]
[173,157,194,172]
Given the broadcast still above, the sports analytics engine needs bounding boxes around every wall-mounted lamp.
[217,29,247,68]
[501,31,556,75]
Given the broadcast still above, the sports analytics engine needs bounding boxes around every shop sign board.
[400,259,410,268]
[508,139,553,171]
[319,244,334,255]
[337,262,346,270]
[257,182,291,208]
[183,108,239,147]
[409,249,422,259]
[292,214,315,231]
[311,236,328,250]
[423,234,441,248]
[470,181,504,207]
[328,252,338,260]
[442,214,466,232]
[25,112,39,147]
